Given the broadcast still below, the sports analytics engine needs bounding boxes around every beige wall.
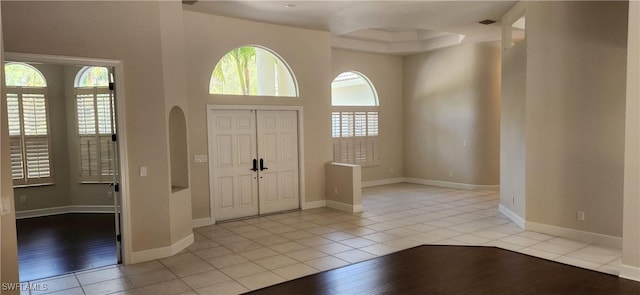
[623,0,640,274]
[331,49,404,182]
[184,11,332,220]
[500,2,527,218]
[325,163,361,207]
[1,0,21,289]
[403,42,501,185]
[2,1,176,254]
[525,1,627,237]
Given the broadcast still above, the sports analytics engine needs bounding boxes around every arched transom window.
[75,66,110,87]
[331,71,379,166]
[210,46,298,97]
[5,62,52,186]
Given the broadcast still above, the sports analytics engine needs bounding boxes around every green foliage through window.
[76,66,110,87]
[210,46,298,97]
[5,62,47,87]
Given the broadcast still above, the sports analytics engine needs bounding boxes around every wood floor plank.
[16,213,117,282]
[247,245,640,295]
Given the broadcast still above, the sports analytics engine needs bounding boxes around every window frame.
[74,85,116,184]
[331,71,380,167]
[209,45,299,97]
[6,86,55,187]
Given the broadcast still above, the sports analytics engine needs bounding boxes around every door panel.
[257,110,299,214]
[209,110,259,221]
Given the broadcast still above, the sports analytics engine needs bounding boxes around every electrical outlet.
[20,195,27,203]
[449,171,453,177]
[577,211,585,222]
[333,187,338,195]
[390,168,395,174]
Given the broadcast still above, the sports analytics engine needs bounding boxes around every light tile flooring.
[21,184,623,295]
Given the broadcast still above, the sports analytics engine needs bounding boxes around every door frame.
[5,52,133,264]
[206,104,305,223]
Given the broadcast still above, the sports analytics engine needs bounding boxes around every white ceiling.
[183,1,516,55]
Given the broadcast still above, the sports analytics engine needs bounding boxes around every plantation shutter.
[6,87,53,186]
[76,87,115,182]
[331,110,379,166]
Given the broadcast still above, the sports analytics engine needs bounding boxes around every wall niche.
[169,106,189,192]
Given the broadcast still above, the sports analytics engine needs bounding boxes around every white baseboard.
[525,221,622,249]
[130,233,194,264]
[16,205,115,219]
[404,178,499,190]
[362,178,405,188]
[620,264,640,282]
[326,200,362,213]
[499,204,525,229]
[192,217,215,228]
[302,200,326,210]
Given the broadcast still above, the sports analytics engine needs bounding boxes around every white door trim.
[5,52,133,265]
[206,104,305,224]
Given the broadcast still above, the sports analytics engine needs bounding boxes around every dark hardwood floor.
[16,213,117,282]
[248,245,640,295]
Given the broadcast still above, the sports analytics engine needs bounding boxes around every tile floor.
[20,184,623,295]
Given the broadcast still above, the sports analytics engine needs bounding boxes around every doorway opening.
[4,53,129,282]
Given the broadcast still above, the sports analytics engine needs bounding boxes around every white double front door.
[208,109,300,221]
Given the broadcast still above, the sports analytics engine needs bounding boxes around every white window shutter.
[7,87,53,186]
[79,135,99,180]
[76,93,96,135]
[367,112,379,136]
[76,87,115,183]
[10,137,24,182]
[100,135,115,176]
[331,110,379,167]
[331,112,340,138]
[7,94,21,136]
[24,136,51,179]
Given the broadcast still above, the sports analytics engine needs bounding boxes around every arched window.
[331,71,378,106]
[5,62,47,87]
[74,66,116,183]
[331,71,380,166]
[75,66,110,87]
[5,62,52,186]
[210,46,298,97]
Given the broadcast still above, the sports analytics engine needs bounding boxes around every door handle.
[251,159,258,172]
[260,158,268,171]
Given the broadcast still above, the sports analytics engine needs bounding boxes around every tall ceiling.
[183,1,517,55]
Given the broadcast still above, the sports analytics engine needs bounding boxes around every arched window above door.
[209,46,298,97]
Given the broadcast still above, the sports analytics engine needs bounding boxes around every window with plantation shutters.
[74,66,115,183]
[4,62,53,186]
[331,71,379,167]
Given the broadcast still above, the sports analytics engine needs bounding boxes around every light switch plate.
[194,155,208,163]
[139,166,148,177]
[1,197,12,215]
